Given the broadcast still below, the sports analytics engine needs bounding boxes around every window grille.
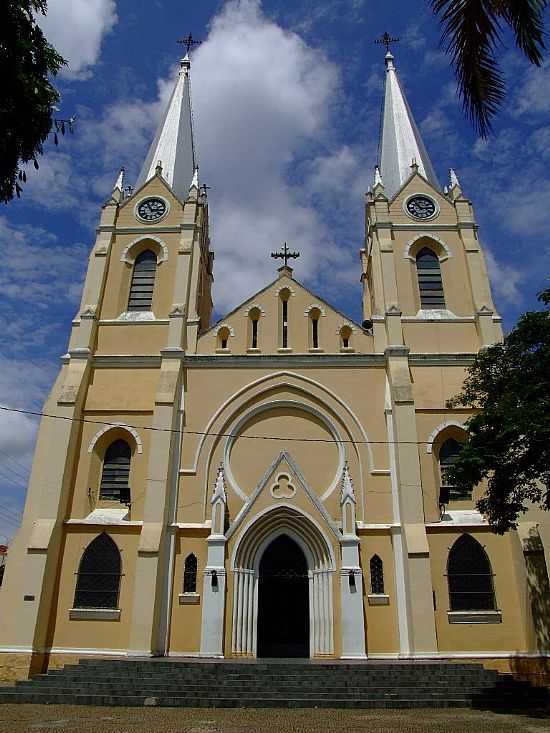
[73,534,121,609]
[100,439,131,502]
[416,248,445,309]
[370,554,384,594]
[128,249,157,311]
[447,534,496,611]
[439,438,470,501]
[183,553,198,593]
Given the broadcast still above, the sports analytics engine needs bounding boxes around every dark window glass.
[252,318,259,348]
[100,440,131,502]
[312,317,319,348]
[74,534,121,609]
[282,299,288,348]
[183,553,198,593]
[128,249,157,311]
[416,248,445,309]
[447,534,496,611]
[370,554,384,594]
[440,438,470,501]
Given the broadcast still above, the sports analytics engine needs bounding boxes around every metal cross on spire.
[271,243,300,268]
[375,32,399,53]
[177,33,202,55]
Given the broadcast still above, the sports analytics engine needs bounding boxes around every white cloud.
[511,61,550,119]
[38,0,118,80]
[484,247,525,307]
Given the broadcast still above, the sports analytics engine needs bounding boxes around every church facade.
[1,47,549,682]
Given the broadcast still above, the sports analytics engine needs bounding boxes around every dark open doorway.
[257,534,310,658]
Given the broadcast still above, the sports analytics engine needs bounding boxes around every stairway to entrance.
[0,658,548,709]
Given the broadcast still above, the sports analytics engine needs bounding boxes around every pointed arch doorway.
[257,534,309,658]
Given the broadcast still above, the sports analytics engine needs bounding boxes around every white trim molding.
[69,608,121,621]
[426,420,467,454]
[404,232,451,262]
[121,235,169,265]
[214,323,235,337]
[304,303,326,317]
[447,610,502,624]
[87,422,143,454]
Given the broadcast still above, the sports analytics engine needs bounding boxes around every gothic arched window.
[309,308,321,349]
[370,554,384,594]
[249,308,260,349]
[340,325,352,349]
[279,289,290,348]
[183,553,198,593]
[218,326,230,350]
[73,534,121,609]
[439,438,469,502]
[416,247,445,309]
[100,439,131,502]
[447,534,496,611]
[128,249,157,311]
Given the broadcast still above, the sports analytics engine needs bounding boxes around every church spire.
[135,53,196,201]
[379,50,439,199]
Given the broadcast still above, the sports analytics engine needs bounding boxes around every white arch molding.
[121,236,169,265]
[223,399,346,502]
[404,233,452,263]
[426,420,467,454]
[87,423,143,454]
[231,505,335,658]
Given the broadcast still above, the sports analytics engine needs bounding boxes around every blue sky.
[0,0,549,541]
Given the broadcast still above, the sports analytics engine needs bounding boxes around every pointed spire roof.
[113,167,125,193]
[379,50,439,199]
[135,54,196,201]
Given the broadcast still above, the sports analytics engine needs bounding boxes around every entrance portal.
[257,534,309,658]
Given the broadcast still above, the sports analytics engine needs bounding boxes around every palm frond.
[501,0,546,64]
[431,0,507,137]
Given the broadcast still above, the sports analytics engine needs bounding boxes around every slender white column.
[232,572,239,653]
[246,571,254,655]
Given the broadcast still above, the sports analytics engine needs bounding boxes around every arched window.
[73,534,121,609]
[416,248,445,309]
[340,325,352,349]
[128,249,157,311]
[439,438,469,501]
[100,439,131,502]
[183,553,198,593]
[279,289,290,348]
[249,308,260,349]
[218,326,230,350]
[370,554,384,594]
[310,308,321,348]
[447,534,496,611]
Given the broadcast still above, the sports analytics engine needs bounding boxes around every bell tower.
[361,45,502,655]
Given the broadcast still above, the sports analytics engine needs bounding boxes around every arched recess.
[230,505,335,657]
[121,236,168,265]
[426,421,466,454]
[404,233,451,263]
[88,423,143,454]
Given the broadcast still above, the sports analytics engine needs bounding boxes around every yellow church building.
[0,46,549,684]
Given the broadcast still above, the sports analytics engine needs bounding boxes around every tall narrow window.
[183,553,198,593]
[249,308,260,349]
[439,438,469,501]
[370,554,384,594]
[416,248,445,309]
[218,326,230,350]
[280,290,290,348]
[447,534,496,611]
[128,249,157,311]
[73,534,121,609]
[310,308,321,348]
[100,439,131,502]
[340,325,352,349]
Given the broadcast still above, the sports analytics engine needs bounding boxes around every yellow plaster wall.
[49,528,140,651]
[360,532,400,654]
[95,324,168,355]
[429,529,529,652]
[85,369,159,411]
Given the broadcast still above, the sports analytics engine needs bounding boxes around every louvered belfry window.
[73,533,121,609]
[128,249,157,311]
[100,440,131,501]
[416,248,445,309]
[370,554,385,594]
[447,534,496,611]
[183,553,198,593]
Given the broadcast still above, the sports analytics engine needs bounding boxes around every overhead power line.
[0,405,460,446]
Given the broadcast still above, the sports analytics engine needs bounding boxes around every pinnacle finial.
[113,167,125,192]
[449,168,460,189]
[212,464,226,504]
[373,165,384,188]
[190,165,199,190]
[341,463,356,505]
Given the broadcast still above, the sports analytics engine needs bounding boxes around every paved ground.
[0,706,548,733]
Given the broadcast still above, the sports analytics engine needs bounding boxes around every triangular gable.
[118,171,185,211]
[388,168,446,206]
[226,451,340,541]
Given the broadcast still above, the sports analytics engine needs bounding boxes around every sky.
[0,0,549,542]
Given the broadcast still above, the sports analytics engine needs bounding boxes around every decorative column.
[200,465,227,657]
[339,464,367,658]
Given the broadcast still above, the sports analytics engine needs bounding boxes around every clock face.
[406,195,437,220]
[137,197,167,222]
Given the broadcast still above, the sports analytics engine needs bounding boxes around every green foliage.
[0,1,66,203]
[447,288,550,533]
[430,0,547,137]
